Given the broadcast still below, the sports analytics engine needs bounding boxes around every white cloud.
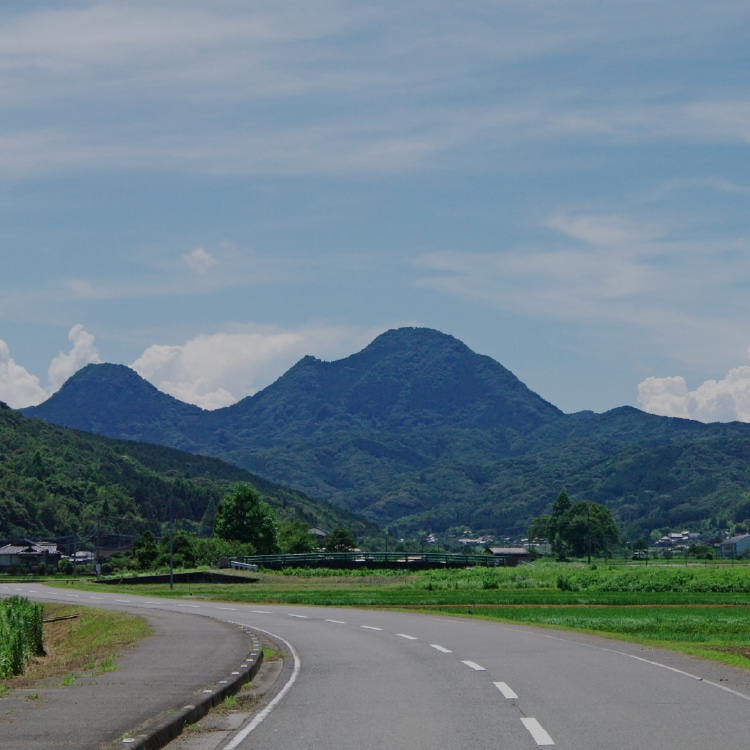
[545,213,664,246]
[0,339,48,408]
[47,324,102,391]
[415,211,750,369]
[131,324,383,409]
[638,355,750,423]
[184,247,218,275]
[0,324,101,408]
[1,3,748,179]
[414,212,669,322]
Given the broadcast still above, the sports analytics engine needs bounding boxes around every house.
[720,534,750,558]
[655,531,697,548]
[0,541,61,571]
[487,546,532,566]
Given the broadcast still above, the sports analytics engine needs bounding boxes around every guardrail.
[232,551,512,570]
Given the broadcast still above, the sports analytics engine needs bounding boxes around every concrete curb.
[120,627,264,750]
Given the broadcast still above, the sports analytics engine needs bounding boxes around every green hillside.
[0,401,373,544]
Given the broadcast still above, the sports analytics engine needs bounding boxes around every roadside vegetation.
[0,602,151,694]
[0,596,44,678]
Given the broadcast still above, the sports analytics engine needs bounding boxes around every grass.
[222,695,239,709]
[0,603,152,696]
[48,561,750,671]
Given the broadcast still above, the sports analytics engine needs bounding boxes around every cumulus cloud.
[638,356,750,423]
[0,324,101,408]
[131,324,382,409]
[47,324,102,391]
[0,340,48,408]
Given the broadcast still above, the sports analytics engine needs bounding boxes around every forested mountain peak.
[23,363,204,447]
[224,326,563,435]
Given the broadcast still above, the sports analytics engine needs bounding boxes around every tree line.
[112,483,357,574]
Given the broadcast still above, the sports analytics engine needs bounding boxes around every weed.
[61,673,76,686]
[223,695,239,709]
[96,655,118,674]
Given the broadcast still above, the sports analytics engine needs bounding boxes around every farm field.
[48,560,750,670]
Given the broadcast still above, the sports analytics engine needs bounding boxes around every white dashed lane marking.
[493,681,518,699]
[521,718,555,746]
[396,633,418,640]
[461,660,486,671]
[361,625,382,631]
[430,644,452,653]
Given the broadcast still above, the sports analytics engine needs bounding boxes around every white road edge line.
[223,625,301,750]
[461,660,486,671]
[430,644,452,653]
[493,681,518,699]
[521,717,555,746]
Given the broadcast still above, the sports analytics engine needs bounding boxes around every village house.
[720,533,750,559]
[0,541,61,571]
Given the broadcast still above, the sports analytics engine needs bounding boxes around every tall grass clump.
[0,596,45,678]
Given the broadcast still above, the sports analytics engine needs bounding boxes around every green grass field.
[55,560,750,670]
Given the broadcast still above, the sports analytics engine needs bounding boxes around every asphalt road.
[5,584,750,749]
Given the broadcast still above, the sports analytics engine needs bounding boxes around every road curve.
[5,584,750,750]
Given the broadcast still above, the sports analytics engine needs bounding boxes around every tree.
[324,525,355,552]
[279,520,317,554]
[549,490,573,558]
[555,500,619,558]
[214,483,280,555]
[132,530,159,570]
[528,514,551,544]
[157,529,197,568]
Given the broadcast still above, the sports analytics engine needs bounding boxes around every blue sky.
[1,1,749,420]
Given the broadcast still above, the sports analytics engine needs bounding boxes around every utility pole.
[169,497,174,590]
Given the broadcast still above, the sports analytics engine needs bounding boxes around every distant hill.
[0,401,374,542]
[23,327,750,539]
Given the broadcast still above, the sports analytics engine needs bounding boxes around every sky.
[1,1,749,420]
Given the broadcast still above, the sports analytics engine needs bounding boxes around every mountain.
[24,363,206,453]
[23,327,750,540]
[0,401,374,542]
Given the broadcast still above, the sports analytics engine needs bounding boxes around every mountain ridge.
[22,327,750,539]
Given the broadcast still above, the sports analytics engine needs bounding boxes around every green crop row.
[0,596,45,678]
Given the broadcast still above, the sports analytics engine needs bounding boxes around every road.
[4,583,750,749]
